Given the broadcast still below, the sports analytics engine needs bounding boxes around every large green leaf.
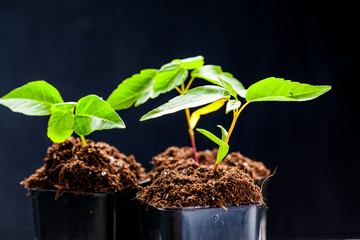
[107,69,157,110]
[196,128,229,164]
[0,80,64,116]
[74,95,125,136]
[246,77,332,102]
[140,85,230,121]
[173,56,204,70]
[152,61,188,96]
[47,103,76,142]
[191,65,246,98]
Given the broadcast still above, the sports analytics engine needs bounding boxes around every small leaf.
[221,72,247,98]
[217,125,228,141]
[0,80,64,116]
[140,86,230,121]
[191,65,246,98]
[47,104,75,142]
[217,145,229,164]
[52,102,77,111]
[74,95,125,136]
[153,62,188,96]
[189,99,227,130]
[225,100,241,114]
[196,128,229,163]
[219,77,238,99]
[173,56,204,70]
[246,77,332,102]
[107,69,157,110]
[191,65,222,83]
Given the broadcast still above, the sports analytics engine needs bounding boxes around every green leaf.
[196,128,229,164]
[140,85,230,121]
[191,65,246,98]
[47,104,75,142]
[246,77,332,102]
[0,80,64,116]
[217,125,228,141]
[153,61,188,96]
[173,56,204,70]
[219,77,238,99]
[107,69,157,110]
[225,100,241,114]
[52,102,77,111]
[74,95,125,136]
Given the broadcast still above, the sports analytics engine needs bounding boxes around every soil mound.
[138,166,263,208]
[148,146,270,180]
[21,137,147,195]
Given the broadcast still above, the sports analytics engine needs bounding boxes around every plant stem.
[213,101,250,172]
[80,135,87,146]
[224,101,250,143]
[185,108,198,162]
[175,86,183,94]
[179,78,198,163]
[184,77,195,92]
[189,130,198,162]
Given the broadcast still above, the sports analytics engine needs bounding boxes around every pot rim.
[138,199,265,211]
[29,179,149,195]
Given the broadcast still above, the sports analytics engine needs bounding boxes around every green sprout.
[0,81,125,145]
[107,56,246,162]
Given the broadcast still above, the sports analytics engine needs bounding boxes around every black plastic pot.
[31,184,149,240]
[31,189,115,240]
[137,200,266,240]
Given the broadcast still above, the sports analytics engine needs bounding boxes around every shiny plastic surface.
[31,189,115,240]
[137,201,266,240]
[31,187,145,240]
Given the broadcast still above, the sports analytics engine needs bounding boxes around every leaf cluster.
[0,81,124,142]
[106,56,245,111]
[0,56,332,165]
[135,64,332,165]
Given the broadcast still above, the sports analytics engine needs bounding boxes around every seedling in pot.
[107,56,246,162]
[0,80,125,144]
[139,73,331,172]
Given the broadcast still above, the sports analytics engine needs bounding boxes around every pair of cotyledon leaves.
[0,81,124,142]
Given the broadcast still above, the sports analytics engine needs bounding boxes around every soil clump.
[148,146,270,180]
[138,166,263,208]
[21,137,147,196]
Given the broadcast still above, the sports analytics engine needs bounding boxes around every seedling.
[139,69,331,172]
[0,80,125,144]
[107,56,245,162]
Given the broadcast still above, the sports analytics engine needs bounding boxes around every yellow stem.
[185,77,195,92]
[181,82,185,92]
[80,135,87,146]
[175,86,183,94]
[224,101,250,143]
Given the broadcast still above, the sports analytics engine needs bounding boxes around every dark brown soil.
[138,166,263,208]
[147,146,270,180]
[21,137,147,196]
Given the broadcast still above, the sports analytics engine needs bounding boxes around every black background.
[0,0,359,239]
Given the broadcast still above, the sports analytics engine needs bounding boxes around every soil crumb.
[148,146,270,180]
[21,137,147,195]
[138,166,263,208]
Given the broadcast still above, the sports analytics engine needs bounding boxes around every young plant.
[139,74,331,172]
[0,80,125,145]
[107,56,245,162]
